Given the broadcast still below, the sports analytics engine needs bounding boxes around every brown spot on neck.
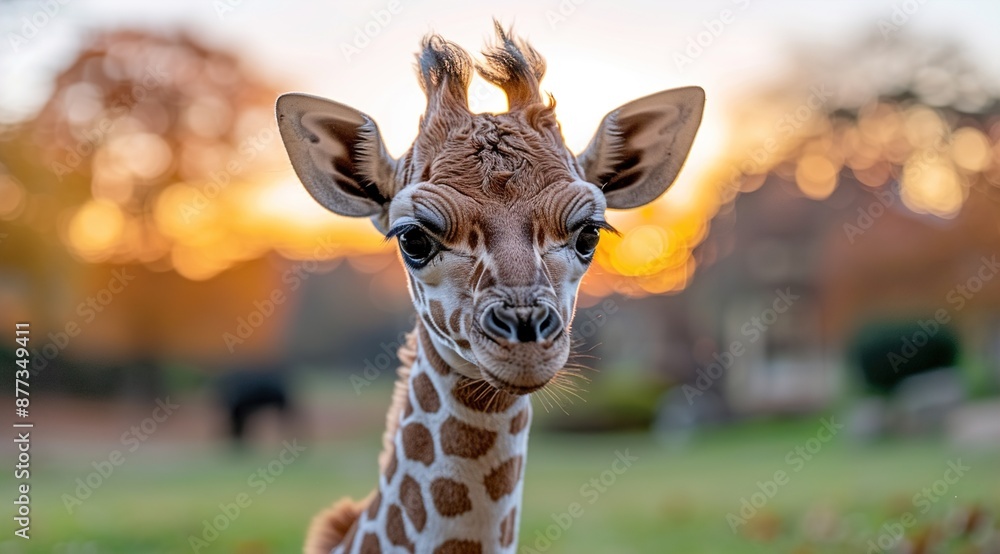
[386,504,415,553]
[452,378,519,413]
[433,539,483,554]
[429,477,472,517]
[401,422,435,466]
[499,506,517,547]
[418,322,452,376]
[509,408,529,435]
[399,474,427,532]
[412,372,441,413]
[440,416,496,459]
[484,455,524,501]
[360,532,382,554]
[366,491,381,520]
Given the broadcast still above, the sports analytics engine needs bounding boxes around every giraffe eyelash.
[588,220,620,236]
[569,218,619,236]
[384,222,448,246]
[384,223,417,242]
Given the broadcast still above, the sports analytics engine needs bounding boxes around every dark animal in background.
[215,368,294,446]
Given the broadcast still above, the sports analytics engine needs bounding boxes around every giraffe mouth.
[479,365,549,395]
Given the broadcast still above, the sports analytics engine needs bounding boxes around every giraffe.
[277,23,704,554]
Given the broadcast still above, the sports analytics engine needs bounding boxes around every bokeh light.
[66,199,125,261]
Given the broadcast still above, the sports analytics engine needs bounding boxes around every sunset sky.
[6,0,1000,152]
[3,0,999,288]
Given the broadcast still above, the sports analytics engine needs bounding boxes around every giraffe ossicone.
[277,21,704,554]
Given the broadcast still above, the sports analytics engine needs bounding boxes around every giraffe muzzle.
[480,301,563,344]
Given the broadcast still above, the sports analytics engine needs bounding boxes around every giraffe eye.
[574,225,601,258]
[398,227,438,266]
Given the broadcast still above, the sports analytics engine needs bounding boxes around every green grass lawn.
[4,418,998,553]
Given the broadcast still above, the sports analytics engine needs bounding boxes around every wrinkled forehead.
[388,110,608,244]
[388,179,606,245]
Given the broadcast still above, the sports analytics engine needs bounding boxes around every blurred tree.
[0,30,294,383]
[19,29,282,273]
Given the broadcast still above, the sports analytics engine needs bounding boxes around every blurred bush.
[849,320,960,394]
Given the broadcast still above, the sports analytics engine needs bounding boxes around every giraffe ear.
[578,86,705,209]
[276,93,399,230]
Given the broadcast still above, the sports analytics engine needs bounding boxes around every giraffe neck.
[338,323,532,554]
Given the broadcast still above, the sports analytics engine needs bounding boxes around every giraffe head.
[277,24,703,395]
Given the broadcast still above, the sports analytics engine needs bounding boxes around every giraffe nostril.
[535,306,561,341]
[482,305,517,342]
